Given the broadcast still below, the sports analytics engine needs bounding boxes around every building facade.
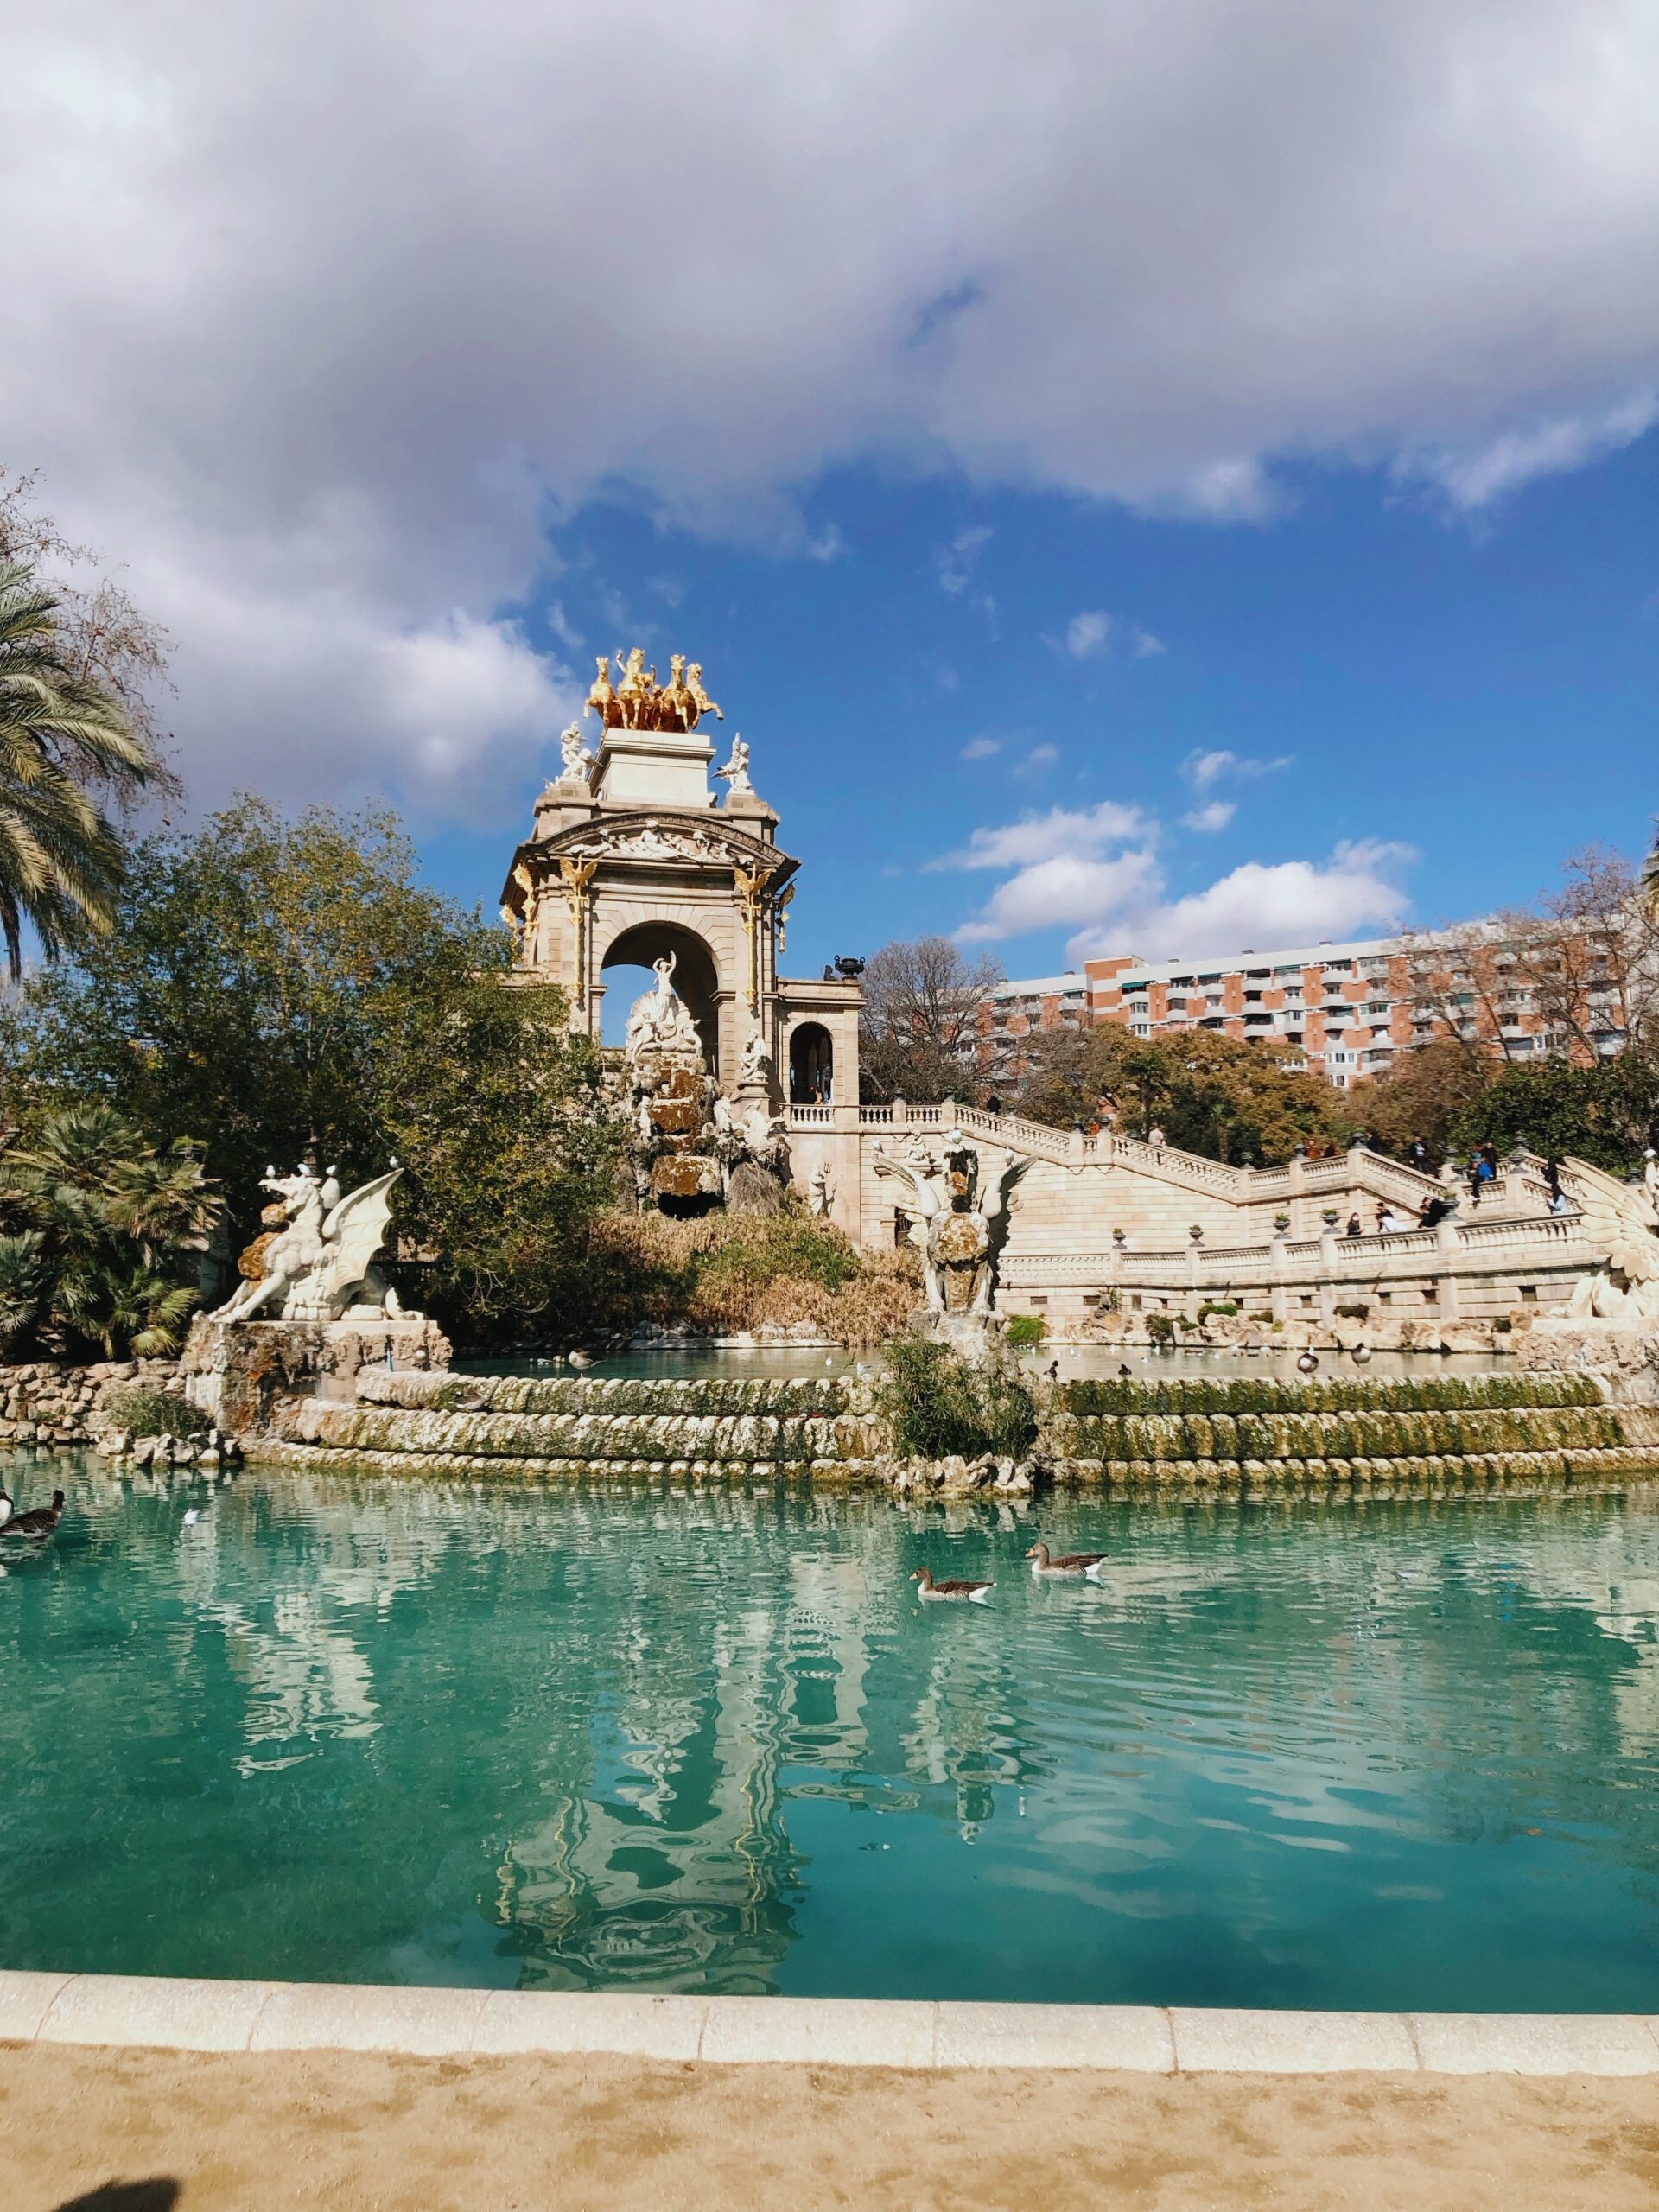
[980,927,1634,1092]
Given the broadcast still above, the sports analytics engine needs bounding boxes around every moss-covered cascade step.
[282,1402,880,1463]
[1061,1446,1657,1493]
[1061,1373,1605,1417]
[1056,1404,1630,1464]
[368,1374,857,1421]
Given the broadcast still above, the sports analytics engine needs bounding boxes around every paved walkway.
[8,2042,1659,2211]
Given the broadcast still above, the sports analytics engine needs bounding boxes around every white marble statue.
[624,952,702,1058]
[215,1165,405,1325]
[807,1160,835,1217]
[1564,1157,1659,1322]
[739,1027,772,1084]
[715,736,753,798]
[558,721,594,780]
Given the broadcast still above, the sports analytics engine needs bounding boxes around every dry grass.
[581,1209,921,1344]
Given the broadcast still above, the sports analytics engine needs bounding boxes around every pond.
[461,1343,1511,1383]
[5,1455,1659,2012]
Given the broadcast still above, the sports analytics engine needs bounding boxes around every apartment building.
[977,928,1632,1092]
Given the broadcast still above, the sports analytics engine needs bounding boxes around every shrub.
[101,1384,210,1439]
[876,1333,1037,1459]
[1197,1300,1238,1319]
[1146,1312,1176,1347]
[1334,1303,1370,1320]
[1006,1313,1046,1347]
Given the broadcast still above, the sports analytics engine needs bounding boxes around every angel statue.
[216,1164,406,1325]
[873,1131,1029,1319]
[1562,1158,1659,1322]
[715,736,753,798]
[558,721,594,780]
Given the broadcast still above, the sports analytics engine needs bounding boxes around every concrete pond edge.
[5,1971,1659,2075]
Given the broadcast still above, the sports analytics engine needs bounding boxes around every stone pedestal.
[180,1313,452,1440]
[926,1308,1014,1372]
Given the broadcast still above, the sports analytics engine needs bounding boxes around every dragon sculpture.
[216,1164,406,1325]
[1563,1156,1659,1323]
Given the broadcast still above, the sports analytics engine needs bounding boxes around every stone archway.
[788,1020,834,1104]
[601,920,722,1069]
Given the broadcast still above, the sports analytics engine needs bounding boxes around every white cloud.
[1182,747,1293,792]
[1015,742,1059,779]
[1071,841,1414,965]
[960,734,1000,760]
[1182,799,1236,833]
[1064,610,1112,658]
[958,849,1164,943]
[937,525,993,595]
[5,3,1659,798]
[804,522,847,562]
[933,799,1149,873]
[546,599,584,652]
[1130,627,1166,659]
[1408,391,1659,510]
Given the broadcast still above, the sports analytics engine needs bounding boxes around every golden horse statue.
[686,662,723,722]
[584,653,617,726]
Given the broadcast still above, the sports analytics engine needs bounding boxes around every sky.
[3,0,1657,986]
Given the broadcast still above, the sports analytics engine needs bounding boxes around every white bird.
[567,1350,594,1372]
[1352,1343,1373,1365]
[0,1485,11,1533]
[182,1507,201,1526]
[1297,1351,1319,1375]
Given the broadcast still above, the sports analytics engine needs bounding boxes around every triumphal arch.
[499,650,861,1109]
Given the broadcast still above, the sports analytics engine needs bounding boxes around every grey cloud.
[3,1,1657,802]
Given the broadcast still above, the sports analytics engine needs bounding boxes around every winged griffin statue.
[1563,1156,1659,1324]
[872,1131,1029,1319]
[215,1164,407,1325]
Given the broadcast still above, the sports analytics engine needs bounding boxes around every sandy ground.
[6,2043,1659,2212]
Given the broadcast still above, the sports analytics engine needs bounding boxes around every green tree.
[1448,1054,1659,1175]
[5,797,626,1338]
[0,1101,219,1355]
[0,560,162,978]
[1350,1036,1494,1161]
[1014,1023,1356,1165]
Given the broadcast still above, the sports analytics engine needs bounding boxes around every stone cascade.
[237,1363,1659,1497]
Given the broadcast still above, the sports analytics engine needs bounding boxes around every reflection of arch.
[789,1020,834,1104]
[601,922,721,1066]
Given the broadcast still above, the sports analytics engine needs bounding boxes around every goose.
[3,1489,65,1541]
[1351,1343,1373,1365]
[0,1485,11,1533]
[912,1567,994,1604]
[1027,1541,1107,1578]
[567,1350,594,1372]
[1296,1351,1319,1375]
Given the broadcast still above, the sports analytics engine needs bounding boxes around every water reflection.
[3,1458,1659,2009]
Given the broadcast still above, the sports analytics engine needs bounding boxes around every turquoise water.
[4,1456,1659,2010]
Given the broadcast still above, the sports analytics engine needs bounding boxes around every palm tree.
[0,558,160,980]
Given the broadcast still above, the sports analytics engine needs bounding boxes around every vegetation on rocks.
[876,1334,1037,1459]
[100,1383,210,1439]
[1064,1372,1605,1416]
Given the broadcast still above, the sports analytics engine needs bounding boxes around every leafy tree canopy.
[1446,1054,1659,1176]
[1014,1022,1357,1166]
[3,797,626,1339]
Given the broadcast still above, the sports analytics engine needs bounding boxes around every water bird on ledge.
[2,1489,65,1541]
[912,1567,994,1604]
[1026,1541,1108,1578]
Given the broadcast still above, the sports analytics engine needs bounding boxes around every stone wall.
[0,1358,185,1446]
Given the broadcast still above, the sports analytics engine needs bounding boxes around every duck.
[567,1349,594,1372]
[912,1567,994,1604]
[1026,1541,1107,1578]
[1296,1351,1319,1375]
[0,1484,11,1533]
[3,1489,65,1541]
[1117,1363,1133,1378]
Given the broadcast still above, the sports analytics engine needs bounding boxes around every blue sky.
[5,1,1656,987]
[432,429,1659,982]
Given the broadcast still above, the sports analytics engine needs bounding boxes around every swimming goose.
[912,1567,994,1604]
[3,1489,65,1541]
[1026,1541,1108,1578]
[1296,1351,1319,1375]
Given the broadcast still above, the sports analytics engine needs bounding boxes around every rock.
[725,1160,785,1216]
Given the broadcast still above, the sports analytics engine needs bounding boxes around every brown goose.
[3,1489,65,1541]
[912,1566,994,1604]
[1026,1541,1108,1578]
